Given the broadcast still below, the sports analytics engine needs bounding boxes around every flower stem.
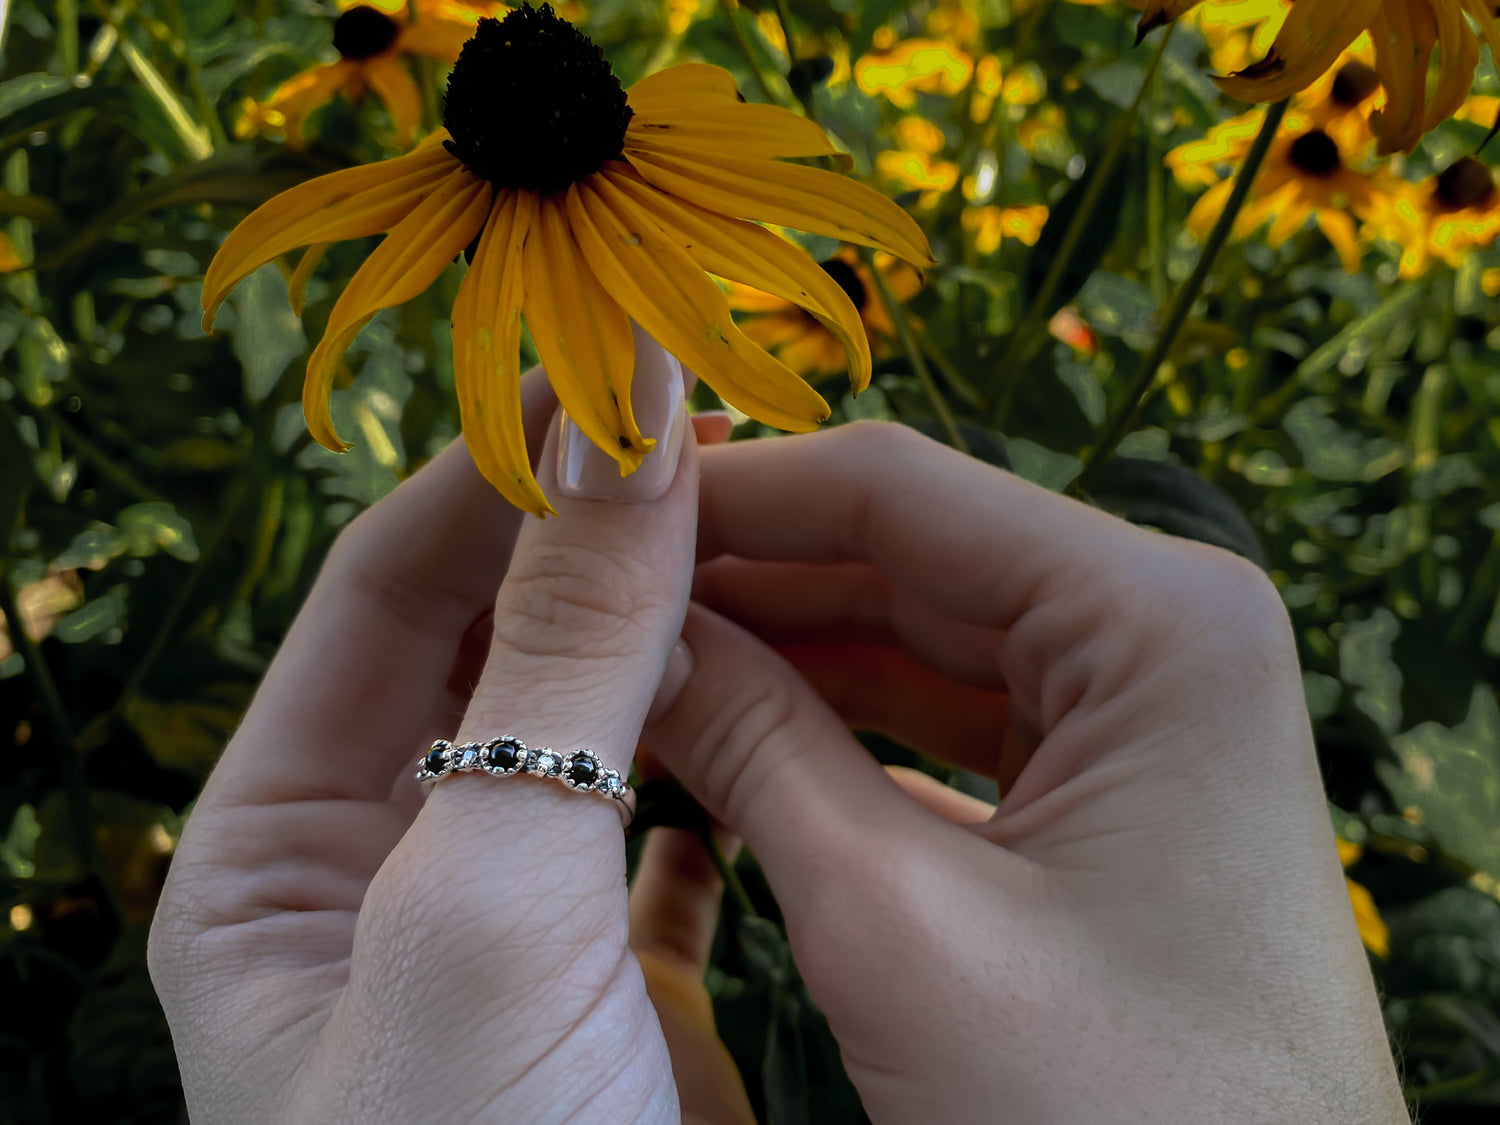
[720,0,789,110]
[866,250,970,455]
[703,830,758,920]
[989,23,1175,429]
[1074,97,1288,493]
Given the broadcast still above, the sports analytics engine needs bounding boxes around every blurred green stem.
[989,23,1175,429]
[57,0,80,74]
[704,832,758,920]
[720,0,785,109]
[1075,97,1289,493]
[867,251,970,454]
[36,404,163,504]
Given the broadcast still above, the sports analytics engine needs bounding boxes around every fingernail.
[558,325,687,502]
[647,640,694,725]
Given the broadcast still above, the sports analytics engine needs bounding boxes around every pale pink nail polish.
[556,323,687,502]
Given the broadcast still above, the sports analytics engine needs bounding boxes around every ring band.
[416,737,635,826]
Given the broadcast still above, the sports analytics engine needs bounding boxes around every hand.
[148,336,754,1125]
[644,422,1409,1124]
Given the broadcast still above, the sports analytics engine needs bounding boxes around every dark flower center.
[1435,157,1496,211]
[820,258,868,311]
[1288,130,1340,178]
[443,4,632,195]
[333,5,401,60]
[1331,61,1380,107]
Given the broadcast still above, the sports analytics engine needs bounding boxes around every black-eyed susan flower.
[1169,107,1379,271]
[727,248,923,379]
[242,0,504,146]
[1370,156,1500,276]
[1142,0,1500,155]
[204,5,933,516]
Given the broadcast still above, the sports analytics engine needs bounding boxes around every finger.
[631,831,755,1125]
[644,604,1001,925]
[693,556,1005,689]
[378,325,699,958]
[690,410,735,446]
[206,369,558,809]
[418,409,739,751]
[629,828,733,967]
[777,643,1008,777]
[884,766,996,826]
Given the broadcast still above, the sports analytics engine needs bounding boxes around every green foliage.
[1,0,1499,1121]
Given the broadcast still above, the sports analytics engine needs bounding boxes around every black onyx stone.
[565,755,599,787]
[424,748,448,775]
[487,740,521,770]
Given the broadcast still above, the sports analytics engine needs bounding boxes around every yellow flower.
[1171,107,1382,271]
[1143,0,1500,154]
[203,7,932,516]
[244,0,506,146]
[1337,838,1390,959]
[1368,157,1500,277]
[876,117,960,207]
[727,248,923,379]
[962,204,1049,254]
[854,36,974,108]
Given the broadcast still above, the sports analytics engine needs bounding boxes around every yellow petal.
[397,9,483,60]
[303,172,490,450]
[523,192,650,474]
[1315,208,1361,273]
[628,98,842,163]
[626,62,740,107]
[363,53,425,146]
[603,165,871,392]
[624,147,936,267]
[1216,0,1380,106]
[262,60,361,144]
[1345,877,1389,958]
[568,175,831,432]
[288,243,330,315]
[202,141,457,328]
[452,190,553,515]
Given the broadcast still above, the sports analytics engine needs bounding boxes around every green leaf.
[117,502,199,562]
[1379,688,1500,878]
[1341,608,1403,739]
[1022,148,1133,322]
[52,586,126,643]
[1088,456,1267,565]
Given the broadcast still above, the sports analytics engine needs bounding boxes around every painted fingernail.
[647,640,694,725]
[557,324,687,502]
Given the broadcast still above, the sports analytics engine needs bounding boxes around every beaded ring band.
[415,736,635,826]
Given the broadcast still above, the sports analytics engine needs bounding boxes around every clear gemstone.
[533,751,561,776]
[599,774,625,798]
[458,745,481,769]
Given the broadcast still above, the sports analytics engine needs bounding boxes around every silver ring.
[416,737,635,826]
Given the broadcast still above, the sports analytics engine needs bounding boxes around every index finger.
[697,421,1156,634]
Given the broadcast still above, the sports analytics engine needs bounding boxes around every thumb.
[643,603,934,926]
[356,323,698,995]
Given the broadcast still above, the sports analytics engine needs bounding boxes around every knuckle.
[693,675,802,823]
[493,540,676,659]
